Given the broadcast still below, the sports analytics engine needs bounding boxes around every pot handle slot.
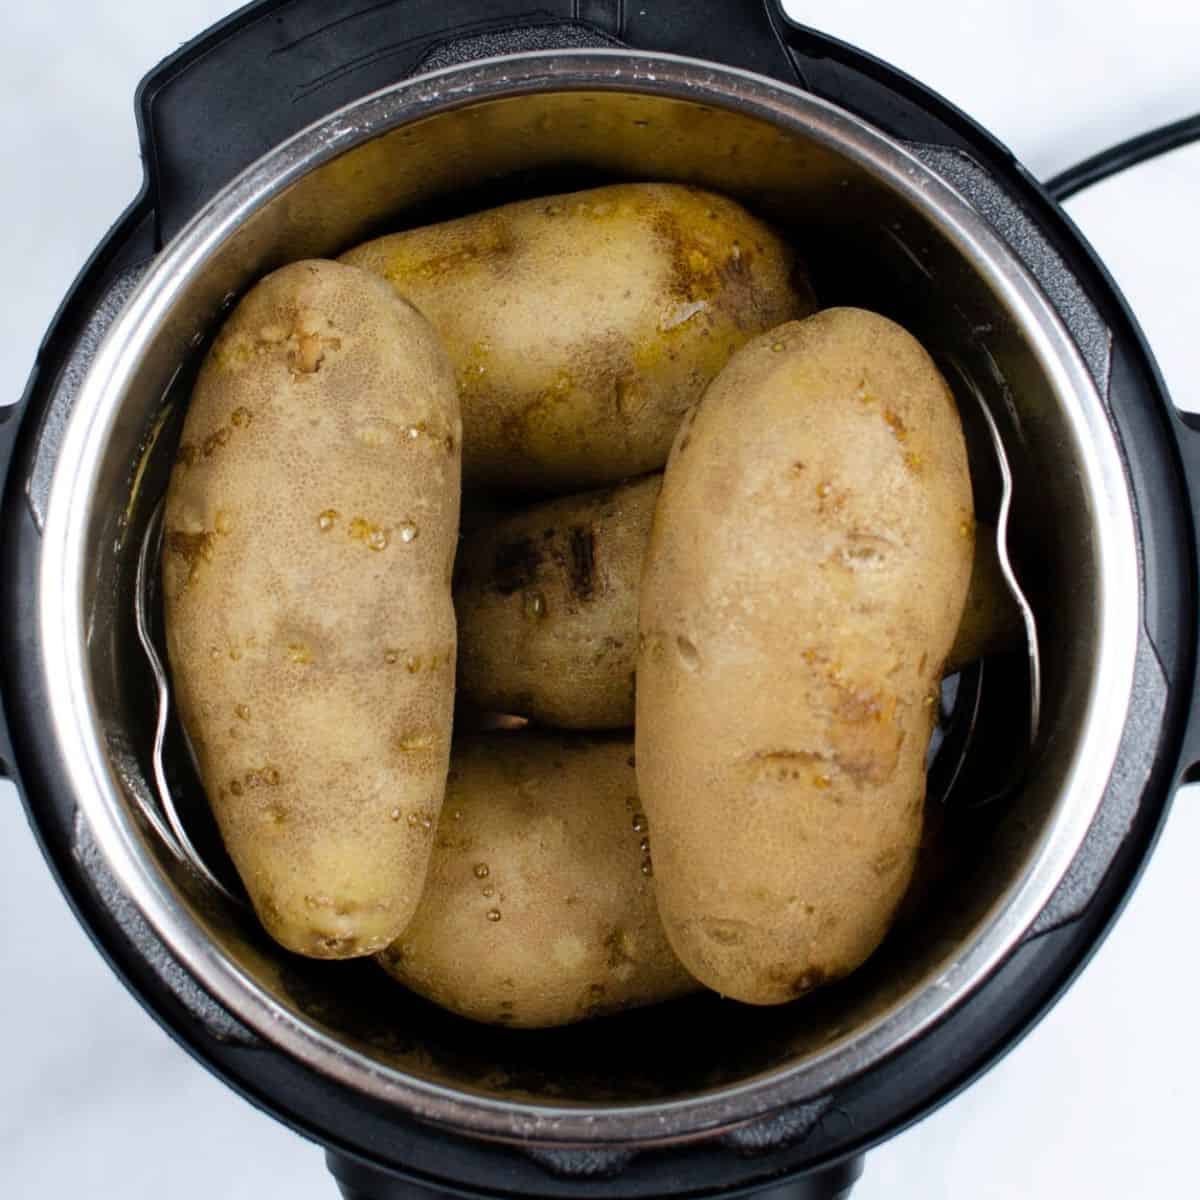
[326,1149,864,1199]
[0,398,29,780]
[1172,408,1200,786]
[137,0,621,247]
[135,0,812,249]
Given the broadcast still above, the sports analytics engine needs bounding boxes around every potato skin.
[455,475,660,729]
[377,733,698,1027]
[163,260,462,959]
[636,308,974,1004]
[458,466,1013,729]
[341,183,810,490]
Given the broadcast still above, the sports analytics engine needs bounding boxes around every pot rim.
[38,48,1139,1147]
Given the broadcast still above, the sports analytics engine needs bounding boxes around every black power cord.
[1046,112,1200,202]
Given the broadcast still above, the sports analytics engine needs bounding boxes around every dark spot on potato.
[651,210,722,305]
[873,847,904,878]
[315,934,359,956]
[604,929,634,969]
[567,525,596,601]
[175,443,197,468]
[720,242,753,283]
[490,536,541,595]
[202,427,230,456]
[701,918,748,946]
[753,748,823,767]
[883,408,908,442]
[166,530,215,568]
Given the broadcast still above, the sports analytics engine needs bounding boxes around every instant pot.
[3,2,1198,1197]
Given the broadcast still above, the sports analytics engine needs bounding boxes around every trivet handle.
[327,1148,864,1199]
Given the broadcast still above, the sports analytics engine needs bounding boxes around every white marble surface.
[2,2,1198,1196]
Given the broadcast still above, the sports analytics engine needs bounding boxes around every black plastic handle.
[1172,409,1200,786]
[0,402,27,781]
[137,0,802,248]
[327,1150,864,1200]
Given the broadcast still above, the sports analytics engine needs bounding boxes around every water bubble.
[771,341,785,353]
[482,885,495,898]
[384,649,399,664]
[639,837,650,854]
[405,655,422,673]
[318,509,338,531]
[398,522,418,544]
[632,814,647,833]
[817,482,832,499]
[640,860,654,877]
[486,909,502,923]
[390,807,402,821]
[396,733,435,753]
[473,863,490,879]
[675,636,700,671]
[367,528,389,551]
[523,590,547,621]
[235,704,250,721]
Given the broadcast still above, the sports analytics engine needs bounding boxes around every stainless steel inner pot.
[38,51,1138,1147]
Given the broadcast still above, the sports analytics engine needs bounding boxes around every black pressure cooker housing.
[2,3,1198,1198]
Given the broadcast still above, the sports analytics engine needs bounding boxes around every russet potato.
[636,308,974,1004]
[342,183,811,490]
[456,475,1017,730]
[163,260,461,958]
[378,733,698,1027]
